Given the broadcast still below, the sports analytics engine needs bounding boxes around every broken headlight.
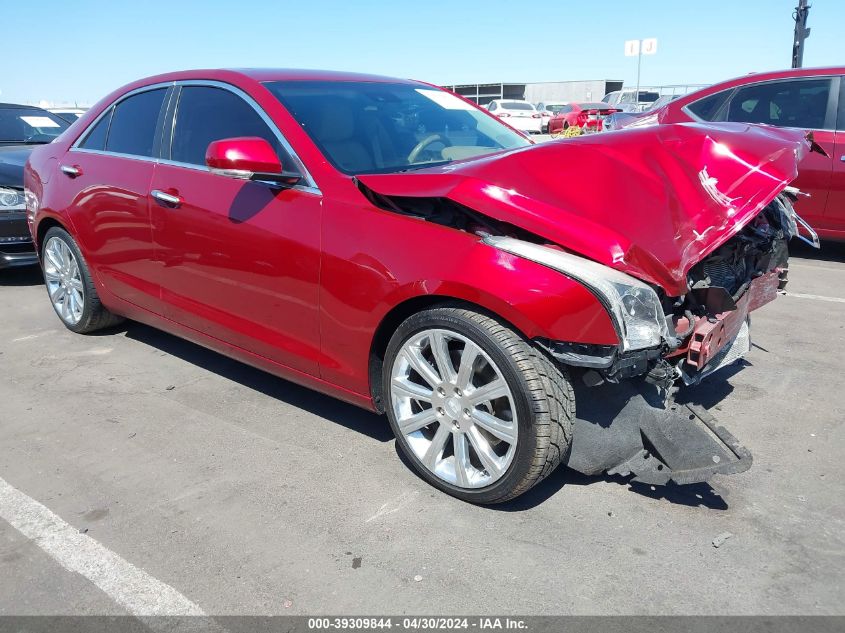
[483,236,668,351]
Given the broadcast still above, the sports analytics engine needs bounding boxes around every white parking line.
[0,475,206,616]
[786,292,845,304]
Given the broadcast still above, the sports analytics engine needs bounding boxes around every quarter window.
[724,78,832,130]
[106,88,168,157]
[170,86,292,168]
[686,91,731,121]
[79,108,112,151]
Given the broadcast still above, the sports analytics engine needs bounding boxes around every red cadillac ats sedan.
[25,69,816,503]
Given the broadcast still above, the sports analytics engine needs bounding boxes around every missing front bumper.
[566,381,752,486]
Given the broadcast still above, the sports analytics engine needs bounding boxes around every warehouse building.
[443,80,625,106]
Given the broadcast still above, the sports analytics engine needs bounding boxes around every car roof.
[130,68,421,86]
[717,65,845,85]
[92,69,431,112]
[675,65,845,106]
[0,103,44,110]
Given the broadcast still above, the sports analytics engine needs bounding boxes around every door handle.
[60,164,82,178]
[151,189,182,208]
[841,155,845,162]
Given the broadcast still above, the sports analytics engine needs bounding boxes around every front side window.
[265,81,531,175]
[170,86,294,169]
[724,78,832,129]
[0,107,68,145]
[106,88,168,157]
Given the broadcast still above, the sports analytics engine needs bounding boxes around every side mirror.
[205,137,301,186]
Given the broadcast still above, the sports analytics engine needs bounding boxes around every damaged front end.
[537,191,818,485]
[537,190,818,392]
[357,122,819,486]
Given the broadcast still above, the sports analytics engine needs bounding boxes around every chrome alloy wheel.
[390,329,518,489]
[43,236,84,326]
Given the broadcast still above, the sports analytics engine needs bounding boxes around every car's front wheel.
[41,226,123,334]
[383,306,574,504]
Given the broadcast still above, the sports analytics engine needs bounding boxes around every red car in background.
[547,102,621,135]
[605,66,845,241]
[24,69,815,503]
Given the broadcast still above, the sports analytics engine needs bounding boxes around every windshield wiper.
[0,140,52,145]
[396,160,453,173]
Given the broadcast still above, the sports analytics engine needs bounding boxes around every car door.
[149,82,322,375]
[64,86,170,312]
[822,76,845,236]
[718,77,838,231]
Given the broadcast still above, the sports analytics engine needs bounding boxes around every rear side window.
[79,108,112,151]
[170,86,292,168]
[724,78,832,130]
[686,90,731,121]
[106,88,168,157]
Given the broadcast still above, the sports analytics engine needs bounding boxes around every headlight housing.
[0,187,25,212]
[483,236,668,351]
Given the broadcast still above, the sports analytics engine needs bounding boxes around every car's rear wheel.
[41,227,123,334]
[383,306,574,504]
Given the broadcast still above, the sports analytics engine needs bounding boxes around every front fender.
[319,197,618,396]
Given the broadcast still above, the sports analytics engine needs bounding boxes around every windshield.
[500,102,535,111]
[266,81,530,175]
[0,107,69,144]
[545,104,567,113]
[621,91,660,103]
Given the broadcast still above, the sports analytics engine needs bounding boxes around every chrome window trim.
[69,79,321,195]
[71,81,174,151]
[682,74,839,130]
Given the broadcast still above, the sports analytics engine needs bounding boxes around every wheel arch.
[368,293,536,414]
[34,215,69,255]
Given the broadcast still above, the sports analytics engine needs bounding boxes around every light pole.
[792,0,811,68]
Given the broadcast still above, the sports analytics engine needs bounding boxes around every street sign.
[641,38,658,55]
[624,40,640,57]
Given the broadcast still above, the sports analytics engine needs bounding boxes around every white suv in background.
[485,99,543,134]
[602,90,660,112]
[536,102,569,132]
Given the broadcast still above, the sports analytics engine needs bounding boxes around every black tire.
[41,226,124,334]
[383,306,574,504]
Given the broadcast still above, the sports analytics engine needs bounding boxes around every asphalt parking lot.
[1,242,843,616]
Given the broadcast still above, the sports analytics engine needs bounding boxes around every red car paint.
[24,69,807,411]
[606,67,845,241]
[547,103,620,135]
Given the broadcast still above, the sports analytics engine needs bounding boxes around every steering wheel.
[407,134,452,164]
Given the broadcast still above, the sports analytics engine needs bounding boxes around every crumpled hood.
[0,145,34,188]
[357,122,812,296]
